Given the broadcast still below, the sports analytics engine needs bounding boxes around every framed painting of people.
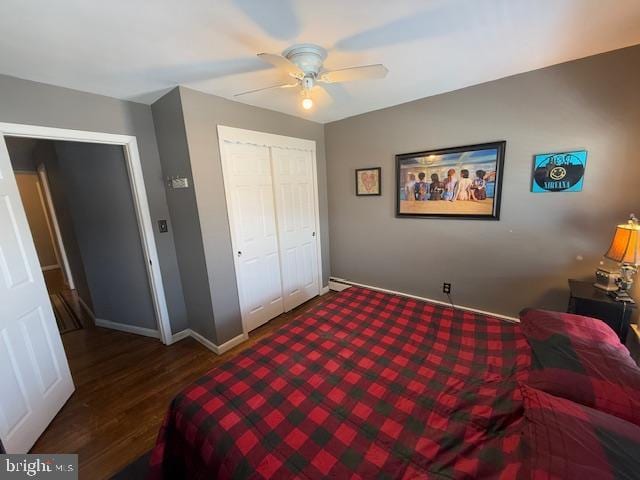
[396,141,506,220]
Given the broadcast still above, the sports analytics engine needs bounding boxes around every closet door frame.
[217,125,323,336]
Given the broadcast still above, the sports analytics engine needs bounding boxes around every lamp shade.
[605,223,640,265]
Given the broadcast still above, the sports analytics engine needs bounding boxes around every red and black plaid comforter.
[148,287,531,479]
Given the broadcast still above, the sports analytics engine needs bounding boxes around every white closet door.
[221,141,284,332]
[271,147,320,311]
[0,140,74,453]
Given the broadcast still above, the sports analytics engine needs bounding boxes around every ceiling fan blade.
[257,53,304,78]
[319,64,388,84]
[313,85,334,106]
[234,81,298,97]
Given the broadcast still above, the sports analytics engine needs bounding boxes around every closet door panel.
[271,148,319,311]
[221,142,284,332]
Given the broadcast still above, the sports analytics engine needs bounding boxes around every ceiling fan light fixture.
[236,43,389,112]
[302,97,313,110]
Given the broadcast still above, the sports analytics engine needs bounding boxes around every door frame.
[36,163,76,290]
[0,122,173,345]
[217,125,323,336]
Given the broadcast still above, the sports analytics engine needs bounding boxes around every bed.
[148,287,640,479]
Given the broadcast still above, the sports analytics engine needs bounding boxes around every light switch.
[158,220,168,233]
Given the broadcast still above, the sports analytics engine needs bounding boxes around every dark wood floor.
[31,292,336,480]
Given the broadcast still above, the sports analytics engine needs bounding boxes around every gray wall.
[151,88,216,340]
[325,45,640,319]
[52,141,157,329]
[0,74,188,333]
[5,137,38,171]
[153,86,330,344]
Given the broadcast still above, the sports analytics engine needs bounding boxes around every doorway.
[0,122,172,454]
[0,123,172,343]
[5,135,168,340]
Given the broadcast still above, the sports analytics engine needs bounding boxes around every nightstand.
[568,279,636,343]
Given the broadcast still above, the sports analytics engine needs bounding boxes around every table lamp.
[604,214,639,302]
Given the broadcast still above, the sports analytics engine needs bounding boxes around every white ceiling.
[1,0,639,123]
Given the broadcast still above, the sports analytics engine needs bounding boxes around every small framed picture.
[356,167,381,196]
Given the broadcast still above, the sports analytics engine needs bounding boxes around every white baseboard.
[170,329,191,344]
[99,322,249,354]
[328,279,352,292]
[94,318,161,338]
[41,264,60,272]
[329,276,519,323]
[320,285,330,295]
[184,329,249,355]
[213,332,249,354]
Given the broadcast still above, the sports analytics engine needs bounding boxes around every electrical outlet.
[443,282,451,294]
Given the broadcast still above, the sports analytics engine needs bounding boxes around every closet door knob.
[237,251,242,257]
[312,232,316,237]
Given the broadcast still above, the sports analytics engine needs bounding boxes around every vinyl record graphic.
[532,150,587,193]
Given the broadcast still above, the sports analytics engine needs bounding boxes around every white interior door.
[0,139,74,453]
[220,141,284,332]
[271,147,320,311]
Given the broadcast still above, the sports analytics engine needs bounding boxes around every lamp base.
[615,264,637,301]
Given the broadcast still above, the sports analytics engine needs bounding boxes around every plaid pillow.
[520,308,640,426]
[519,384,640,479]
[519,308,624,348]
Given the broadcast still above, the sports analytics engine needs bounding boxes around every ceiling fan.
[234,43,388,110]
